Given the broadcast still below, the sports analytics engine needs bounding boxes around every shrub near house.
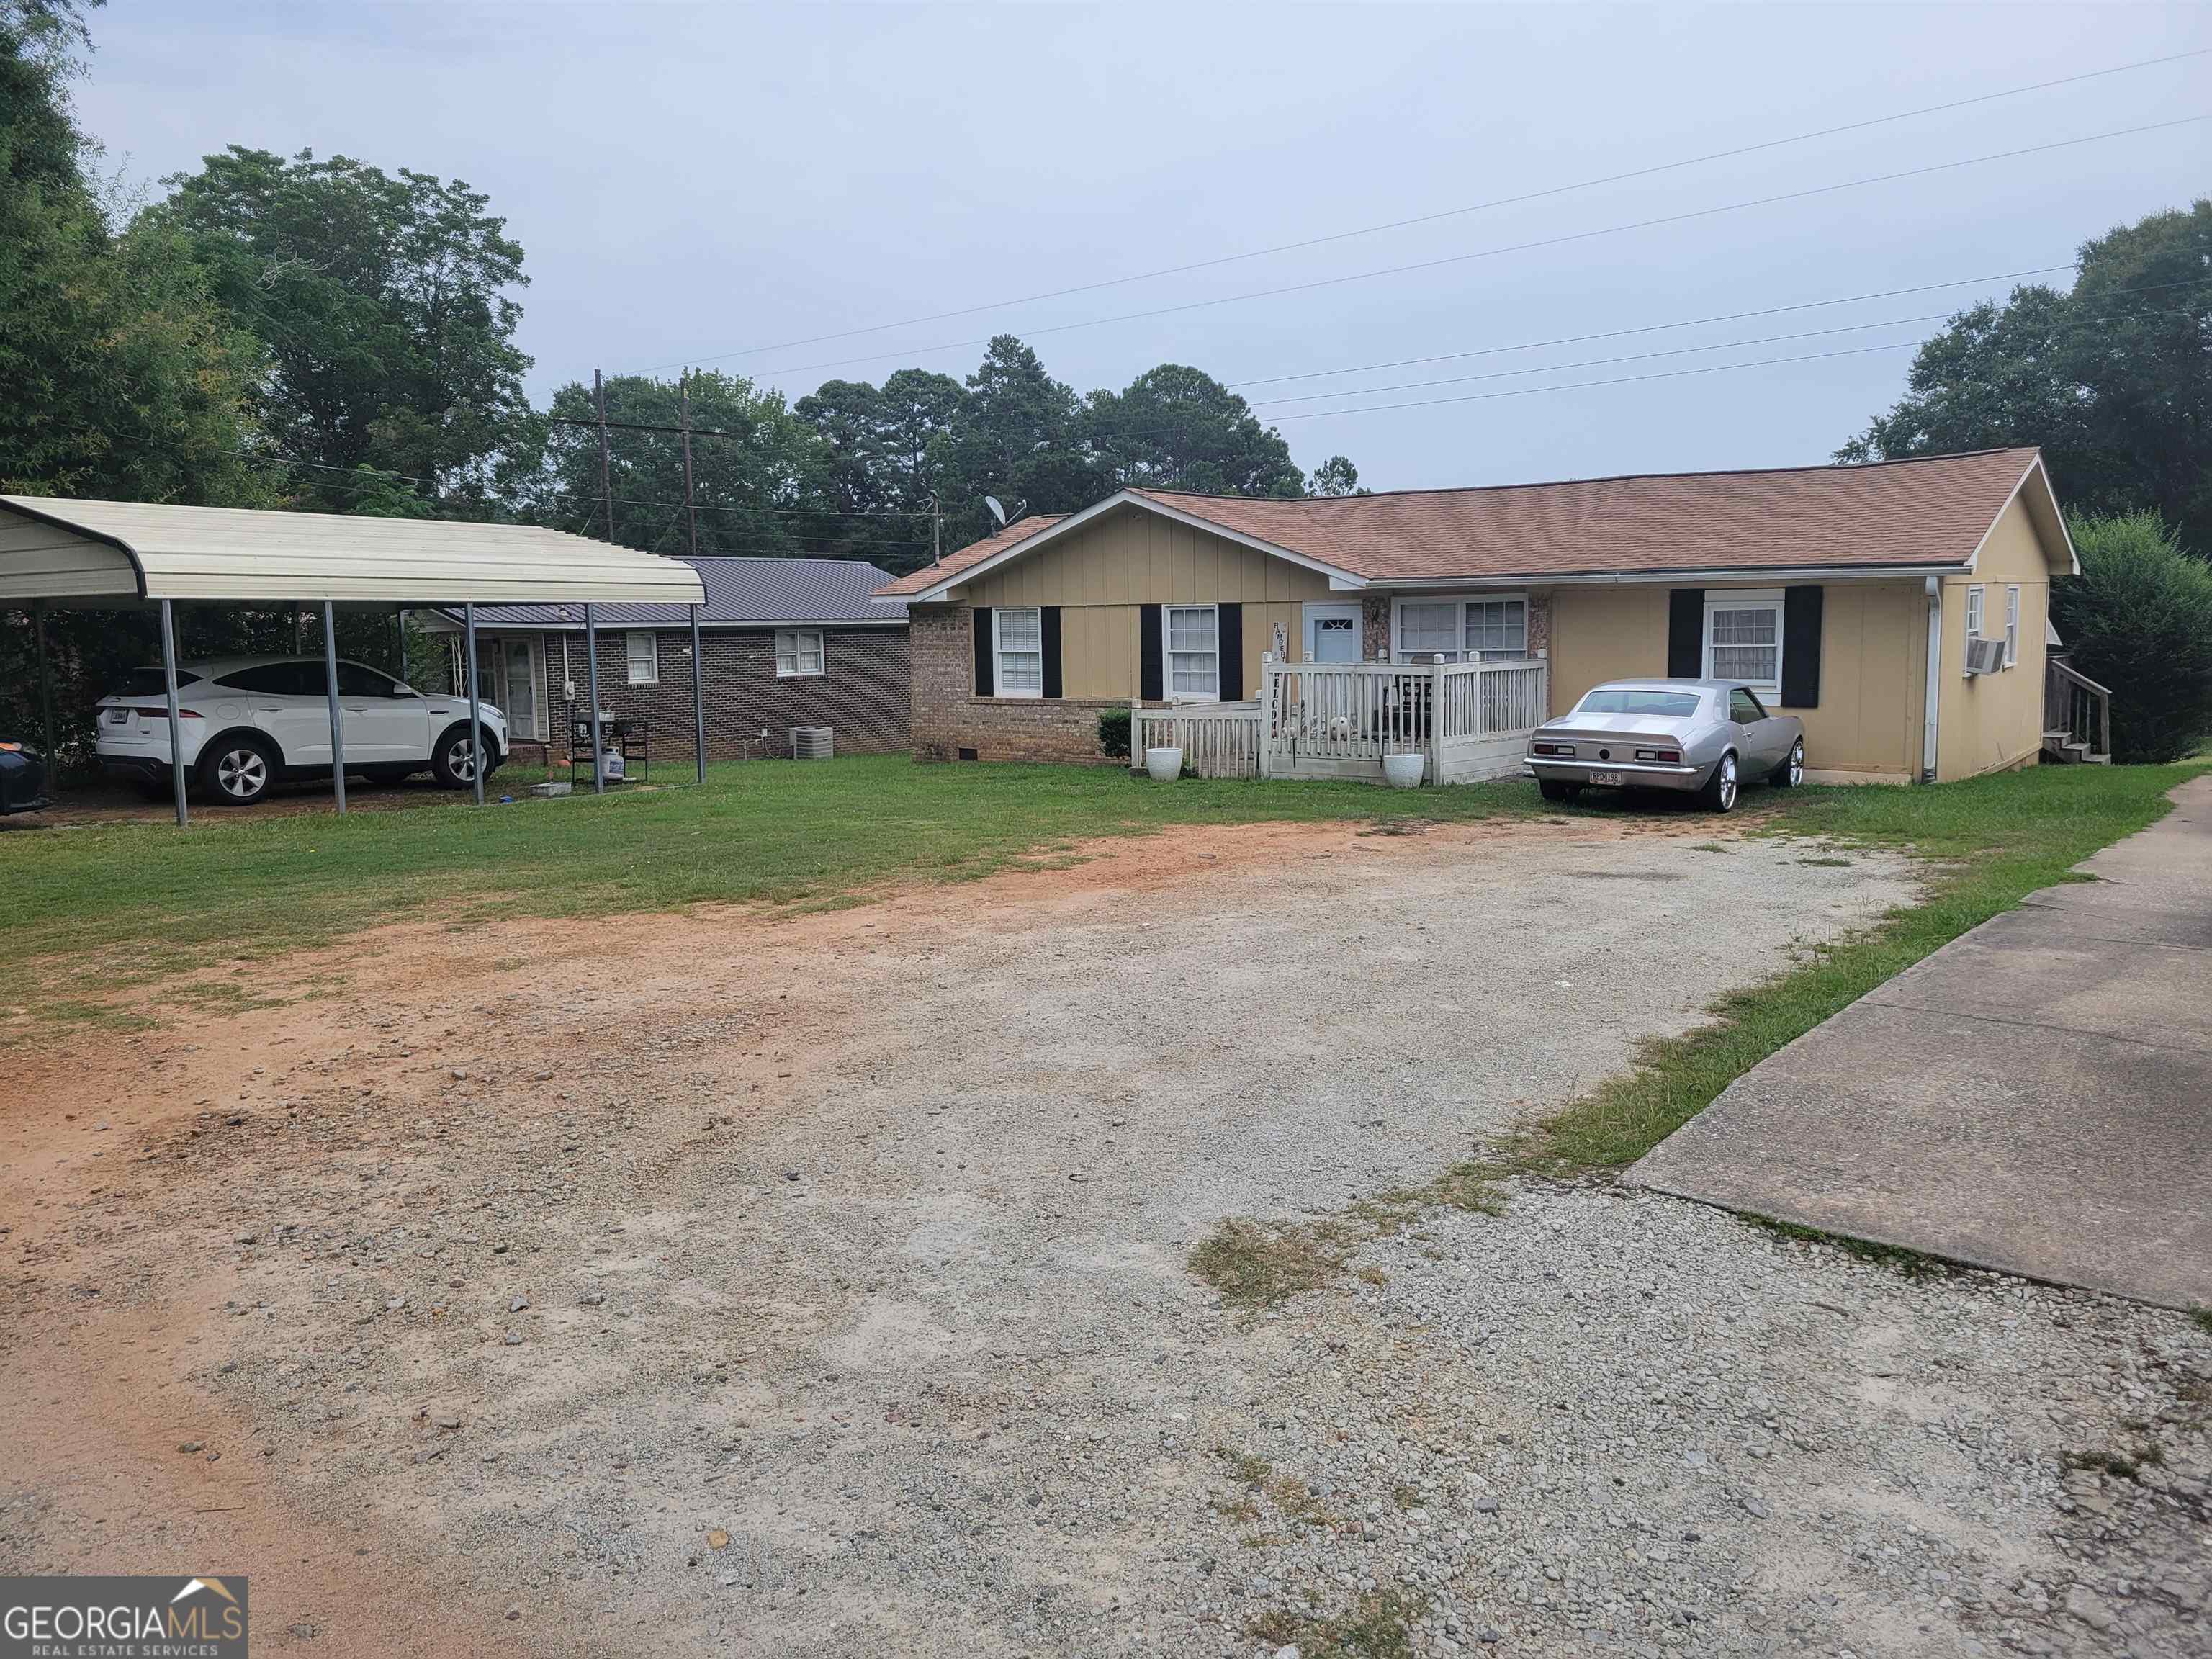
[2051,512,2212,763]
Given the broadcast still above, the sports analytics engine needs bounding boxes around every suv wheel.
[432,724,496,789]
[199,734,279,806]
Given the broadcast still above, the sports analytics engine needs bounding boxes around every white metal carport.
[0,497,709,825]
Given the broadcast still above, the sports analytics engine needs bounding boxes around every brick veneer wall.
[906,596,1556,765]
[511,624,909,766]
[908,604,1123,765]
[1362,595,1391,661]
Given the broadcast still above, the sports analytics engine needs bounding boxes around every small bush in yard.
[2051,512,2212,763]
[1097,706,1131,760]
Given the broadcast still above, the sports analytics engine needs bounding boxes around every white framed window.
[624,631,658,685]
[1465,597,1528,658]
[1702,589,1784,698]
[1964,584,1985,644]
[993,606,1043,698]
[1395,598,1461,662]
[774,628,825,678]
[1165,604,1219,699]
[1390,594,1527,661]
[2003,585,2020,667]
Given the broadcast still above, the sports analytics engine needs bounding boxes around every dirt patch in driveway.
[0,813,2049,1658]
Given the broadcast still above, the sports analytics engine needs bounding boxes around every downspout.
[1921,575,1943,783]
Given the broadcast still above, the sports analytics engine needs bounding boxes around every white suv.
[96,656,508,806]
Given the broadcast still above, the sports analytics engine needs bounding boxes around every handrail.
[2050,658,2113,698]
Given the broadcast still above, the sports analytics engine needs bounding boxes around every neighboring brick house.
[878,449,2079,784]
[423,557,908,768]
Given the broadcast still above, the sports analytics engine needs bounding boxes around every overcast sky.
[73,2,2212,495]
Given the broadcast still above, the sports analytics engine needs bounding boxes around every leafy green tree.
[1841,202,2212,549]
[2050,512,2212,764]
[1308,455,1364,497]
[793,367,966,572]
[149,145,532,513]
[934,336,1105,545]
[1082,363,1305,498]
[0,0,265,507]
[0,0,273,770]
[511,371,827,559]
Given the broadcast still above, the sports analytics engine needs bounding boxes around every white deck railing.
[1130,700,1264,778]
[1128,652,1547,786]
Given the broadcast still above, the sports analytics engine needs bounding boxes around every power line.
[1266,338,1928,422]
[1222,265,2077,390]
[647,47,2209,370]
[680,114,2207,382]
[1248,295,2209,412]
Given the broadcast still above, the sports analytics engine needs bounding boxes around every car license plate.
[104,708,130,725]
[1589,770,1624,786]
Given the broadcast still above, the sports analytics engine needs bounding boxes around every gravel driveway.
[4,812,2204,1657]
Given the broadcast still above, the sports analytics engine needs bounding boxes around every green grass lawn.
[0,755,1536,1026]
[1,753,2200,1053]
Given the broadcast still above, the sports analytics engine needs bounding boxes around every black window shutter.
[1781,585,1823,708]
[972,606,993,696]
[1666,588,1704,678]
[1138,603,1164,701]
[1040,606,1063,699]
[1217,602,1243,699]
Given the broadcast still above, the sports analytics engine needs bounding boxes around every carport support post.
[322,600,347,814]
[33,600,55,767]
[583,603,604,793]
[690,604,706,785]
[464,601,485,806]
[159,599,188,827]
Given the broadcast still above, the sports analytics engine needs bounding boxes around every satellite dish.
[984,495,1007,528]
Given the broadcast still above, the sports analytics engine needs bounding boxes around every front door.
[502,639,536,739]
[1303,603,1362,664]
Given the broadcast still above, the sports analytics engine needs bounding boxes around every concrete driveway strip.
[1629,774,2212,1310]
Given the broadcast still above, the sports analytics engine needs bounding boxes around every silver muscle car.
[1522,679,1804,812]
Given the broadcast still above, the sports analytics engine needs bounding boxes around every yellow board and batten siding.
[1936,493,2054,783]
[1544,580,1932,783]
[956,505,1331,700]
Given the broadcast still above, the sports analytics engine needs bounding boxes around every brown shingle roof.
[874,513,1064,595]
[878,449,2047,595]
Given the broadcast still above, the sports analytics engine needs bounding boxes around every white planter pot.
[1382,751,1426,790]
[1145,746,1184,783]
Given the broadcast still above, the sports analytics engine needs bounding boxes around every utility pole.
[595,368,615,547]
[931,496,942,567]
[682,370,706,786]
[680,371,699,560]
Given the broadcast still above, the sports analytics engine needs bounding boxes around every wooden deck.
[1129,655,1548,786]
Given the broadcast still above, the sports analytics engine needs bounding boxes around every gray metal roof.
[451,556,907,629]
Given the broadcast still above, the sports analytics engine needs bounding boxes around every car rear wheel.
[1699,750,1740,814]
[1537,778,1582,803]
[199,734,278,806]
[1769,738,1805,788]
[431,723,497,789]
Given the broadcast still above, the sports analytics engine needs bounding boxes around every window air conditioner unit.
[1964,635,2007,677]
